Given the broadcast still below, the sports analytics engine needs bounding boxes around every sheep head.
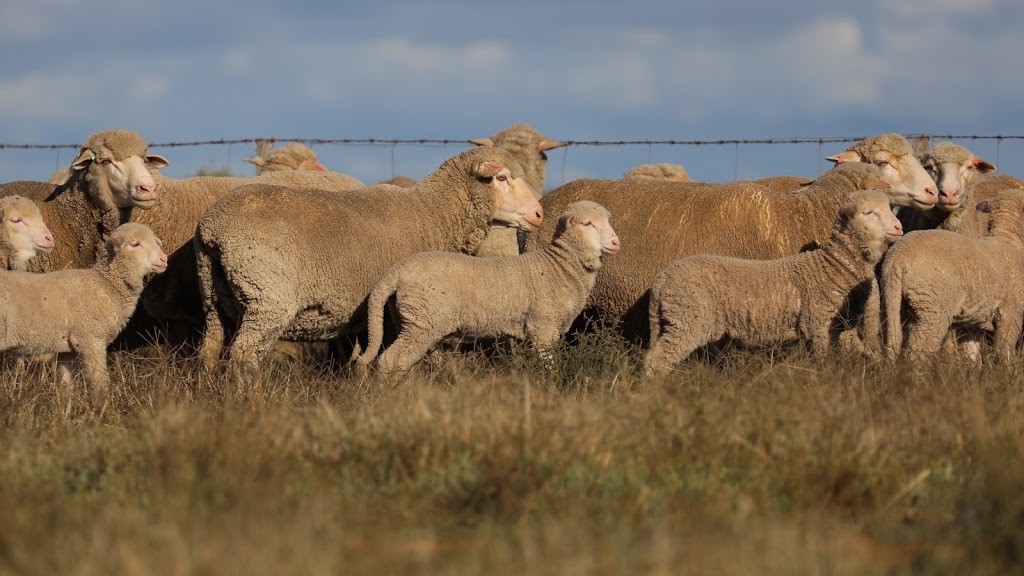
[473,159,544,232]
[920,142,996,212]
[826,134,938,211]
[0,195,54,269]
[105,222,168,277]
[838,189,904,263]
[556,200,620,254]
[470,124,565,196]
[71,129,169,210]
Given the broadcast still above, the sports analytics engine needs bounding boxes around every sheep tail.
[880,265,904,360]
[355,271,400,368]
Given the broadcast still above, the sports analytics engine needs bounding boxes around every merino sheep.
[242,142,327,174]
[0,195,54,271]
[881,189,1024,362]
[195,146,545,372]
[899,142,997,235]
[375,175,419,188]
[355,200,620,375]
[0,130,169,273]
[469,124,566,257]
[825,133,938,205]
[624,163,691,182]
[0,223,167,390]
[528,159,923,344]
[644,189,904,376]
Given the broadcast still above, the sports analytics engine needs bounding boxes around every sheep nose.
[940,188,960,203]
[924,185,938,198]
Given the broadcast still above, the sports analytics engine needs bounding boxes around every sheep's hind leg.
[227,306,297,376]
[904,313,952,361]
[643,323,705,377]
[377,324,445,376]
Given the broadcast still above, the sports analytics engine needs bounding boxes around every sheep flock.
[4,126,1024,392]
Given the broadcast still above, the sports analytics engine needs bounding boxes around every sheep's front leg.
[76,341,111,395]
[992,308,1024,363]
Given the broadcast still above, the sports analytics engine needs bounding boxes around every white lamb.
[0,223,167,391]
[355,200,620,375]
[644,189,904,376]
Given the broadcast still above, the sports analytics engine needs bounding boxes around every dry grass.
[1,334,1022,575]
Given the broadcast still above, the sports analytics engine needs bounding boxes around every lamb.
[898,142,997,235]
[242,142,327,174]
[881,188,1024,362]
[0,129,169,273]
[354,201,620,375]
[0,223,167,390]
[469,124,566,257]
[644,189,904,376]
[527,157,929,344]
[0,195,55,271]
[194,146,545,372]
[624,163,691,182]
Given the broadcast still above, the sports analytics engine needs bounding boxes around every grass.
[1,333,1022,575]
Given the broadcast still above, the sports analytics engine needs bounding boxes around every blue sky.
[1,0,1022,189]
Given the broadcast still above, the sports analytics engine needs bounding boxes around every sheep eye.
[876,160,889,167]
[10,218,22,224]
[495,174,508,182]
[131,241,141,247]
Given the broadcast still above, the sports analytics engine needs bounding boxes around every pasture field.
[1,332,1022,575]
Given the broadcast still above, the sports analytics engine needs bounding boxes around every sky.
[1,0,1023,189]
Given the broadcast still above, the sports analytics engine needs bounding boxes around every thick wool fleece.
[242,142,324,173]
[644,189,900,376]
[195,146,542,371]
[881,189,1024,361]
[356,200,619,374]
[528,162,891,344]
[625,163,691,182]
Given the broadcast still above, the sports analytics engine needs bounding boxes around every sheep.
[881,189,1024,362]
[0,195,55,271]
[825,133,939,205]
[624,163,691,182]
[0,223,167,390]
[0,129,169,273]
[527,159,924,345]
[375,175,419,188]
[242,142,327,174]
[644,189,904,376]
[898,142,997,235]
[354,200,620,375]
[194,146,545,372]
[469,124,566,257]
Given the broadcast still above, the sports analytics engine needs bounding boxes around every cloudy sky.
[1,0,1022,188]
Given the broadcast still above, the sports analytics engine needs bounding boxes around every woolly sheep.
[528,161,903,344]
[881,189,1024,362]
[624,163,691,182]
[469,124,566,257]
[644,189,904,376]
[899,142,997,235]
[375,175,419,188]
[0,223,167,390]
[355,200,620,375]
[242,142,327,174]
[0,130,169,273]
[0,195,54,271]
[195,146,545,372]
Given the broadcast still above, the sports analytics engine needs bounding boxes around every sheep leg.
[199,309,228,371]
[643,322,707,377]
[992,309,1024,363]
[376,323,444,376]
[227,307,296,373]
[76,342,111,396]
[904,313,952,360]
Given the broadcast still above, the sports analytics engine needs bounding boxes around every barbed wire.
[0,134,1020,151]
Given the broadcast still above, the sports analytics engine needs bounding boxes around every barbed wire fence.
[2,134,1020,183]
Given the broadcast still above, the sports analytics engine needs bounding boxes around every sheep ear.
[474,161,504,179]
[145,153,169,169]
[539,140,567,152]
[553,212,575,237]
[826,150,862,165]
[468,138,495,148]
[974,158,996,175]
[242,156,267,167]
[975,200,991,213]
[71,148,95,171]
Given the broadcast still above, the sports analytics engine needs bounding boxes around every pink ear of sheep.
[71,148,97,170]
[539,140,567,151]
[474,162,505,178]
[973,158,997,175]
[826,150,864,165]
